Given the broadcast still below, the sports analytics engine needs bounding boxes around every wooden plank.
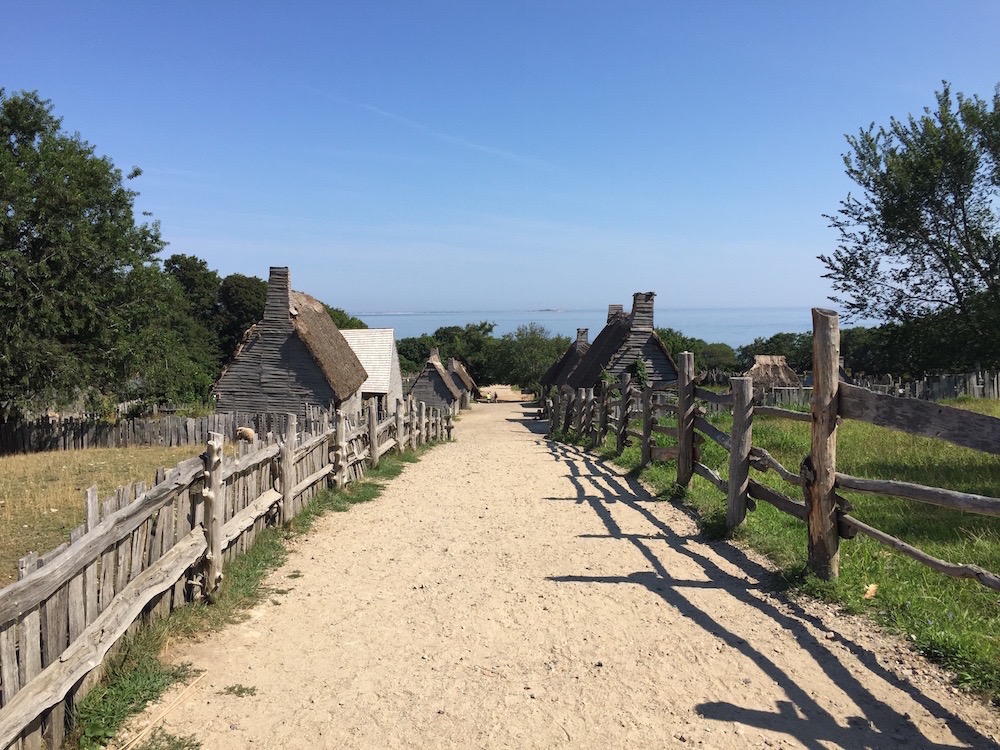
[0,459,203,626]
[221,443,280,483]
[835,473,1000,517]
[748,447,803,486]
[222,489,281,549]
[67,528,86,643]
[727,377,753,531]
[694,387,732,406]
[16,554,41,750]
[840,515,1000,592]
[839,382,1000,455]
[693,416,731,452]
[805,308,841,580]
[0,530,208,750]
[754,405,811,422]
[676,353,695,487]
[650,424,677,438]
[693,461,728,495]
[748,479,808,521]
[204,433,224,594]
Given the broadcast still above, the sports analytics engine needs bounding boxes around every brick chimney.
[576,328,589,345]
[264,267,291,324]
[631,292,655,331]
[607,304,624,323]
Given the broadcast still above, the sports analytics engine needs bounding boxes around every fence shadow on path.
[538,438,997,750]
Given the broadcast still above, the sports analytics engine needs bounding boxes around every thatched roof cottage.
[213,267,367,416]
[406,348,461,413]
[340,328,404,416]
[743,355,801,394]
[448,358,478,408]
[566,293,678,390]
[540,327,591,390]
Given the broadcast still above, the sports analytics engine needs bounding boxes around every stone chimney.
[264,267,291,324]
[631,292,655,331]
[607,304,624,323]
[429,347,441,362]
[576,328,589,345]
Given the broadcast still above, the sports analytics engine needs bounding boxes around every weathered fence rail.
[545,308,1000,596]
[0,405,337,456]
[0,396,452,749]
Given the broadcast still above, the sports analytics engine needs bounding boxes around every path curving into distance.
[115,388,999,749]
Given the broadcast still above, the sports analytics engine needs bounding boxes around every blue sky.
[4,2,999,316]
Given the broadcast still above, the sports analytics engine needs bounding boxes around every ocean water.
[356,307,855,349]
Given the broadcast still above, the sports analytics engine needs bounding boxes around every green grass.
[578,400,1000,699]
[70,448,429,748]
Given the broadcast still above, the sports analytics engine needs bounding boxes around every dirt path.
[117,392,999,749]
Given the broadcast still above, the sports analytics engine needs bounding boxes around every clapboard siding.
[215,327,336,414]
[409,367,458,410]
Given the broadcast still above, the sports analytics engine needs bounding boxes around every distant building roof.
[341,328,397,394]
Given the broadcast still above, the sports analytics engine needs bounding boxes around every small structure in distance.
[341,328,404,416]
[213,267,367,416]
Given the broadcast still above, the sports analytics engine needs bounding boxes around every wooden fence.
[0,405,340,456]
[0,395,452,749]
[546,308,1000,589]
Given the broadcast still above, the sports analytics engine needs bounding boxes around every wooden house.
[213,267,367,416]
[448,358,478,409]
[406,348,461,413]
[540,327,590,390]
[566,293,678,391]
[340,328,404,416]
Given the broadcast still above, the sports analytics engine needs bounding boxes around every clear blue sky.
[4,2,999,315]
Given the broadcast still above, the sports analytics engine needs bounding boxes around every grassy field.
[590,398,1000,699]
[0,445,201,586]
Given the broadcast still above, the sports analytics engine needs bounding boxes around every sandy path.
[117,394,999,749]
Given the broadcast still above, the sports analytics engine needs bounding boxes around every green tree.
[218,273,267,358]
[821,82,1000,366]
[493,323,569,390]
[324,305,368,330]
[0,89,164,414]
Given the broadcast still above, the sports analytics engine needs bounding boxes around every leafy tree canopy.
[0,89,164,414]
[324,305,368,331]
[821,82,1000,366]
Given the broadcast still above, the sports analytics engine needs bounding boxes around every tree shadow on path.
[539,438,997,749]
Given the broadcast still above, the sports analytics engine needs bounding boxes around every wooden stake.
[676,352,695,487]
[803,309,840,580]
[727,377,753,530]
[203,431,224,594]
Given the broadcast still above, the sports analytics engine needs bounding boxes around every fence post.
[676,351,695,488]
[203,431,224,595]
[616,373,631,455]
[394,399,404,453]
[367,397,380,468]
[551,387,561,434]
[597,387,608,446]
[280,413,297,526]
[333,410,347,489]
[727,377,753,531]
[584,388,595,445]
[803,309,841,580]
[417,401,426,446]
[640,385,653,468]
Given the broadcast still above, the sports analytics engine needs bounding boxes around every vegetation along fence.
[546,308,1000,587]
[0,395,452,749]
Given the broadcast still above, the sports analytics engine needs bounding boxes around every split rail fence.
[0,396,453,750]
[546,308,1000,589]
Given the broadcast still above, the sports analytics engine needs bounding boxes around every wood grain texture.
[839,382,1000,455]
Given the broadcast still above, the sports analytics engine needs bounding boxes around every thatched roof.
[289,291,368,399]
[428,350,462,400]
[449,358,478,392]
[540,333,590,388]
[743,355,801,389]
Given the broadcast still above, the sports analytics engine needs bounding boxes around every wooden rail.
[544,307,1000,595]
[0,395,449,747]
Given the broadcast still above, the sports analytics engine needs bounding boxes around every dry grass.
[0,445,201,586]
